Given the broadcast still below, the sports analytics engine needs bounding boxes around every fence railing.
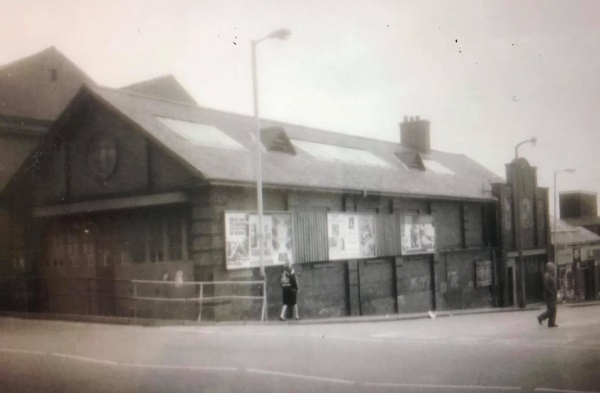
[130,279,267,321]
[0,276,268,322]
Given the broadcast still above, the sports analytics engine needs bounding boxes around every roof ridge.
[120,73,177,89]
[0,46,56,70]
[89,84,433,150]
[0,46,95,83]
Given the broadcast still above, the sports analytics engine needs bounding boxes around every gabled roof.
[121,75,197,105]
[551,216,600,245]
[11,83,501,202]
[0,47,94,121]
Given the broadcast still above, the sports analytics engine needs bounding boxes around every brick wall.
[396,255,432,313]
[436,249,495,310]
[188,186,498,320]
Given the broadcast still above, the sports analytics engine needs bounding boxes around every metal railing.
[131,279,267,321]
[0,276,268,322]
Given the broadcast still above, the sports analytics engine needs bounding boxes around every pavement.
[0,303,545,327]
[0,304,599,393]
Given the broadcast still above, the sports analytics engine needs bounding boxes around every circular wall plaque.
[87,133,118,180]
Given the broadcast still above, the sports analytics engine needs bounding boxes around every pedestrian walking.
[537,261,558,328]
[279,260,300,321]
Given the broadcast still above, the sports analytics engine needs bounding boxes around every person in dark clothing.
[279,260,300,321]
[537,261,558,328]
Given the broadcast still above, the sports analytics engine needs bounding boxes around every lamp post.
[553,168,575,299]
[252,28,292,278]
[515,137,537,159]
[513,137,536,308]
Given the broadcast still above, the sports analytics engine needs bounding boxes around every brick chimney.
[400,115,430,154]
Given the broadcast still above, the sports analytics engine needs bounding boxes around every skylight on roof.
[155,116,245,150]
[292,139,389,167]
[422,159,455,175]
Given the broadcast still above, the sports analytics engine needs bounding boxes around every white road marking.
[534,388,600,393]
[364,381,522,391]
[125,364,237,372]
[246,368,356,385]
[451,337,483,342]
[0,347,46,356]
[52,353,119,366]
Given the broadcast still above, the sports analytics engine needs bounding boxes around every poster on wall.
[475,260,493,287]
[224,211,293,270]
[327,213,376,260]
[400,215,436,255]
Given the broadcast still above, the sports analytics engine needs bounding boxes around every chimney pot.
[400,116,431,154]
[403,116,408,122]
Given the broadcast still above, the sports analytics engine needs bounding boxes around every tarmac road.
[0,305,599,393]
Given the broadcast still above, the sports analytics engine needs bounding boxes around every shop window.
[65,225,80,266]
[148,215,165,263]
[48,230,65,267]
[81,222,96,266]
[42,208,189,268]
[167,215,183,261]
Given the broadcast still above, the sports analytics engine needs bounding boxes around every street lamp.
[513,137,536,308]
[252,28,292,278]
[553,168,575,299]
[515,137,537,158]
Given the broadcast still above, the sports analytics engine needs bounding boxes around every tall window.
[42,207,189,268]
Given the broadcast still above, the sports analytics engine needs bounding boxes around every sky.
[1,0,599,212]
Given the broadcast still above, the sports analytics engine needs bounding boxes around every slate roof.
[80,85,501,201]
[121,75,197,105]
[6,83,501,202]
[0,47,94,121]
[551,216,600,245]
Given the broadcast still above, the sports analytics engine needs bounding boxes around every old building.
[560,191,600,236]
[1,80,552,321]
[552,217,600,302]
[554,191,600,302]
[0,47,94,305]
[0,49,197,310]
[491,158,551,307]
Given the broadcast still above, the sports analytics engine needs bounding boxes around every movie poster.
[327,213,376,260]
[400,215,436,255]
[225,211,293,270]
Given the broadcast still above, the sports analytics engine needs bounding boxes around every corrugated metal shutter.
[375,214,397,257]
[293,211,328,263]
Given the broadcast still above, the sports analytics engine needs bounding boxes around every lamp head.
[268,28,292,40]
[565,168,576,174]
[530,137,537,146]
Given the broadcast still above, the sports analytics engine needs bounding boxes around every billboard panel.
[327,213,376,260]
[225,211,293,270]
[400,215,436,255]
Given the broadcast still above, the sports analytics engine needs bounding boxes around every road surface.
[0,305,599,392]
